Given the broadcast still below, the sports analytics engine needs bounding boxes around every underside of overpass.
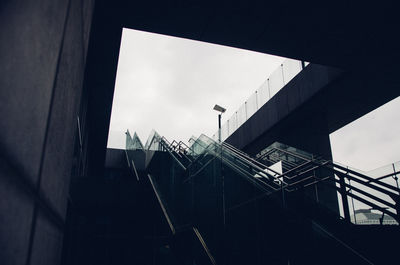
[225,63,400,157]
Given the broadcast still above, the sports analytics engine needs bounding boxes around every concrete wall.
[225,64,343,156]
[0,1,95,264]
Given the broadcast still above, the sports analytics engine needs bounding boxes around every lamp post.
[213,104,226,142]
[213,104,227,264]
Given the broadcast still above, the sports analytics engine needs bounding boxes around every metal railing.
[256,143,400,224]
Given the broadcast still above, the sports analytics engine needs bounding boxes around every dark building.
[1,1,400,265]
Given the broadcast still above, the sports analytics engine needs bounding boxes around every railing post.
[281,180,286,208]
[392,163,400,220]
[339,173,351,221]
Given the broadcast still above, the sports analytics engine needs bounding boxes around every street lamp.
[213,104,226,142]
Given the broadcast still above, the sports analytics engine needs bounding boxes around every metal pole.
[218,113,222,142]
[339,173,351,221]
[392,163,399,190]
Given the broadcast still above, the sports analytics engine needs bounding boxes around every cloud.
[108,28,285,148]
[330,96,400,170]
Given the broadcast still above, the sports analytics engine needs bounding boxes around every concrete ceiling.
[117,0,400,69]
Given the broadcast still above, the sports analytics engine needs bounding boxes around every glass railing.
[188,134,284,193]
[125,130,144,150]
[144,129,162,151]
[213,59,309,141]
[141,132,398,264]
[129,128,400,228]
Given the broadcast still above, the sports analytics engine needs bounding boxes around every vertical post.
[218,114,222,143]
[255,90,258,110]
[339,173,351,221]
[349,179,357,224]
[281,180,286,208]
[312,154,319,203]
[245,101,248,120]
[235,111,238,131]
[220,131,226,265]
[392,163,399,190]
[392,163,400,219]
[301,60,305,69]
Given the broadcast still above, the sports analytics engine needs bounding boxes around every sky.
[107,28,285,147]
[330,96,400,171]
[107,28,400,172]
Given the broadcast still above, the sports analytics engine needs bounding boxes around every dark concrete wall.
[105,149,127,169]
[82,1,122,177]
[0,1,95,265]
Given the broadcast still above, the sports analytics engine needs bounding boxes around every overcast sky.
[107,28,284,147]
[108,28,400,172]
[330,96,400,171]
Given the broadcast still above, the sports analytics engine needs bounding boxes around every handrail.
[260,145,400,197]
[284,161,330,180]
[148,174,176,235]
[152,133,399,226]
[288,171,398,214]
[131,159,140,181]
[220,156,281,193]
[253,143,400,224]
[369,170,400,183]
[340,180,397,210]
[178,140,191,150]
[222,142,269,169]
[284,164,400,222]
[158,138,187,171]
[125,149,139,181]
[124,149,131,167]
[207,140,285,182]
[333,163,400,194]
[189,137,287,187]
[320,180,399,222]
[192,227,217,265]
[332,166,399,199]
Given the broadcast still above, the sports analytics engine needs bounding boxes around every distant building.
[351,209,398,225]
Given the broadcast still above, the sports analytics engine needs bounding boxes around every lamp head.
[213,104,226,113]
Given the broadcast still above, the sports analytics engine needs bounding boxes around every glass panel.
[144,129,161,151]
[257,80,269,108]
[246,92,258,118]
[236,104,246,128]
[282,59,302,85]
[128,132,144,150]
[228,114,237,137]
[220,122,229,141]
[269,65,285,98]
[125,130,133,150]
